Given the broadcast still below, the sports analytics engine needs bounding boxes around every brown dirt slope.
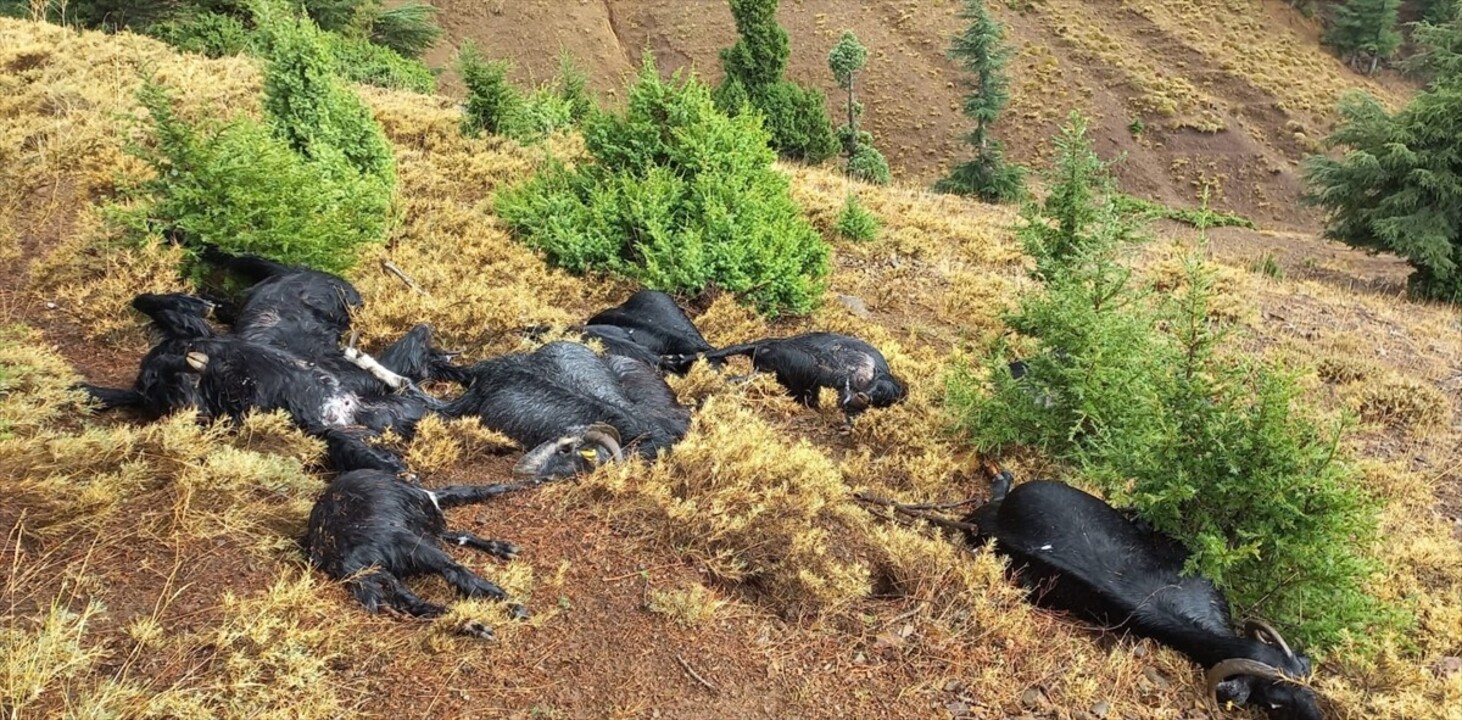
[3,16,1461,720]
[417,0,1409,228]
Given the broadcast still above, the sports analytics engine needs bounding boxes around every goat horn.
[583,423,623,462]
[1244,618,1296,662]
[1205,658,1293,703]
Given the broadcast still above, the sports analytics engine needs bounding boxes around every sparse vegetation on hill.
[2,11,1462,720]
[1305,12,1462,301]
[456,42,584,144]
[713,0,839,163]
[498,55,830,317]
[949,114,1397,649]
[1,0,440,91]
[935,0,1024,203]
[120,13,395,274]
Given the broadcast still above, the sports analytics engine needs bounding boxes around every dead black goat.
[77,292,217,418]
[963,473,1323,720]
[304,469,531,630]
[443,341,689,480]
[583,289,714,375]
[692,332,908,428]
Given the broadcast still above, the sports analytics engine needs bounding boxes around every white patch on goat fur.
[1039,544,1053,551]
[425,490,442,513]
[320,394,360,427]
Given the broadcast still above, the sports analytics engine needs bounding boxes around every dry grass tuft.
[583,397,873,613]
[646,583,727,627]
[405,414,517,474]
[1349,375,1453,435]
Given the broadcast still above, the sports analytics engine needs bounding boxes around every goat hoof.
[185,351,209,371]
[456,619,496,640]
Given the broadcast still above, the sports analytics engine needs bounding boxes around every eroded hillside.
[419,0,1409,228]
[2,15,1461,720]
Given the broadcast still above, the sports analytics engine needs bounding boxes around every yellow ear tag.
[579,448,599,461]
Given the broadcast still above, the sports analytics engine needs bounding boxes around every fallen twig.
[382,259,428,296]
[675,654,719,693]
[877,603,926,631]
[853,492,983,534]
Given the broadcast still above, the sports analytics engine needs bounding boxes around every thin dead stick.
[893,497,984,511]
[877,603,926,631]
[382,259,428,296]
[853,492,983,534]
[675,654,719,693]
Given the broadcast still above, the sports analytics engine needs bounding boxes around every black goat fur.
[304,470,528,619]
[698,332,907,421]
[583,290,713,374]
[964,476,1322,720]
[443,342,688,477]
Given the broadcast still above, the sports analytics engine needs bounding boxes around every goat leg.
[429,482,533,509]
[438,560,508,601]
[352,569,444,618]
[342,338,411,392]
[342,337,448,410]
[440,530,520,560]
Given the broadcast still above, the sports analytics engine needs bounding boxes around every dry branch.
[853,492,983,534]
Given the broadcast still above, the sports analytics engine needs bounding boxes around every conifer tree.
[1325,0,1402,74]
[935,0,1024,202]
[714,0,839,162]
[828,30,889,184]
[1304,13,1462,301]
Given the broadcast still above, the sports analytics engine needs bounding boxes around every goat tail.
[76,383,144,411]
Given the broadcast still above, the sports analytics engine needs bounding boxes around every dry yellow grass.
[1,16,1460,720]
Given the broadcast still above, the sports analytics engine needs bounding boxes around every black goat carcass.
[304,469,529,627]
[184,335,434,440]
[201,248,362,358]
[696,332,907,425]
[583,290,714,374]
[963,474,1323,720]
[443,341,689,479]
[78,293,217,417]
[202,248,460,394]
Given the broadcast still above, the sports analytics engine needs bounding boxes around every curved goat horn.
[583,423,623,462]
[1244,618,1296,662]
[1205,658,1293,704]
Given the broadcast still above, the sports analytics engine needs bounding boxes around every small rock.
[1021,687,1047,709]
[45,302,56,310]
[1142,666,1169,688]
[837,293,871,318]
[1132,644,1149,658]
[945,700,969,716]
[944,679,965,693]
[1434,656,1462,678]
[1090,701,1111,718]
